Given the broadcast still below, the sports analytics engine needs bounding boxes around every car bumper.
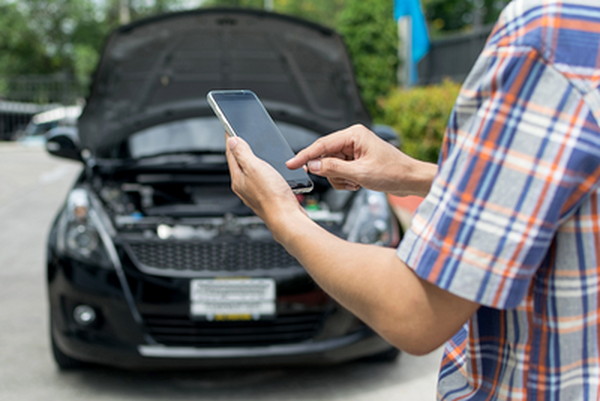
[52,323,390,369]
[48,254,393,369]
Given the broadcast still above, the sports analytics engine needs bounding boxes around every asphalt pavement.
[0,142,442,401]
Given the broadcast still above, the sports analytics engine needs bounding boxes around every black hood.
[78,8,371,157]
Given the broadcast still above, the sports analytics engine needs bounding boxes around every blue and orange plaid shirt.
[398,0,600,399]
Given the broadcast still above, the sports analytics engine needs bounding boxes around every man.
[225,0,600,399]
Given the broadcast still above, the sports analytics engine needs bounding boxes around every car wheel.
[50,325,87,370]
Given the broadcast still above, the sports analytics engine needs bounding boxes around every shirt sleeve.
[397,42,600,309]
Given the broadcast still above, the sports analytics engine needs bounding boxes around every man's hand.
[286,124,437,198]
[225,136,305,229]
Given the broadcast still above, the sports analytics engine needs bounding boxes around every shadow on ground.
[51,356,424,401]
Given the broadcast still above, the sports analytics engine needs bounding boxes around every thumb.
[227,136,255,170]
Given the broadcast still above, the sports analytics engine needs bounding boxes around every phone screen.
[208,90,313,193]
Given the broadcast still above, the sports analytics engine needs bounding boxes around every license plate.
[190,278,276,321]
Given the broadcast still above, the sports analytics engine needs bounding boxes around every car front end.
[48,159,400,369]
[46,8,402,370]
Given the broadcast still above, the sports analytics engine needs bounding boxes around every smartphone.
[207,89,314,194]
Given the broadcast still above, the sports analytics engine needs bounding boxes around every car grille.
[125,240,299,272]
[142,312,326,347]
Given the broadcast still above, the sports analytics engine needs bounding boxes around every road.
[0,143,442,401]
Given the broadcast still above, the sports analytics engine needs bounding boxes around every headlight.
[342,190,400,246]
[56,188,113,269]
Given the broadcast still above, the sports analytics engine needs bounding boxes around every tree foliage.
[0,0,511,106]
[203,0,345,28]
[23,0,107,80]
[0,2,54,76]
[380,79,460,162]
[0,0,192,100]
[336,0,398,119]
[424,0,511,34]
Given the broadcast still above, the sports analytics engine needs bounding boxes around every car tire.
[50,326,87,370]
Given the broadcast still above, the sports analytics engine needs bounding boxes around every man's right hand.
[286,124,437,198]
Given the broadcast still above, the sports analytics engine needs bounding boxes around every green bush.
[336,0,399,119]
[380,80,461,163]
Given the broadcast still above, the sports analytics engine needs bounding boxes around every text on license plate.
[190,278,276,321]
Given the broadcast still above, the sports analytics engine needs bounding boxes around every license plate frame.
[190,278,276,321]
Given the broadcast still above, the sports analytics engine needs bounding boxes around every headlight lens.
[342,190,400,246]
[57,188,113,269]
[66,224,100,257]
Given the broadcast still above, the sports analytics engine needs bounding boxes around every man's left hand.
[225,136,304,226]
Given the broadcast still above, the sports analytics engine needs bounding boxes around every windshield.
[128,117,320,159]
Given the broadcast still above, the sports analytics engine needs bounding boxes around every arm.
[286,124,437,198]
[226,136,479,355]
[269,208,479,355]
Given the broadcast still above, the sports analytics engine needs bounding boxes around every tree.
[0,2,53,76]
[0,0,198,101]
[102,0,193,25]
[272,0,345,27]
[198,0,264,10]
[0,1,81,102]
[23,0,107,74]
[424,0,511,34]
[202,0,345,28]
[336,0,398,118]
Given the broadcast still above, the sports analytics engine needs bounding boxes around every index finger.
[286,128,356,170]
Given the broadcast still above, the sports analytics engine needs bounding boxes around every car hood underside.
[78,8,370,158]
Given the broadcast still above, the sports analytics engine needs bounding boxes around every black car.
[46,8,402,370]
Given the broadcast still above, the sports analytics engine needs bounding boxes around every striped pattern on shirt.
[397,0,600,399]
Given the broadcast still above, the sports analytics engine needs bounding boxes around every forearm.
[265,209,474,355]
[387,159,438,198]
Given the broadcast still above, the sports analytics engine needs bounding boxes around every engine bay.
[92,171,351,241]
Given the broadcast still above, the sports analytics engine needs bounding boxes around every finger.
[287,133,346,168]
[226,136,256,173]
[286,128,356,169]
[307,156,362,181]
[329,177,360,191]
[328,177,348,191]
[343,182,361,191]
[225,137,244,185]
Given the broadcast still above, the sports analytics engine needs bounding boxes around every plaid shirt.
[398,0,600,399]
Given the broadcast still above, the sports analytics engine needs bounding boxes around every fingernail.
[307,160,321,172]
[228,137,239,150]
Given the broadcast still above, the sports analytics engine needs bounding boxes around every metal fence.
[0,73,83,105]
[0,73,84,140]
[418,25,494,85]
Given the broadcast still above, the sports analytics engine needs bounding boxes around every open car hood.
[78,8,371,158]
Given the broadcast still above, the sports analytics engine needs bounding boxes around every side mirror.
[45,127,82,162]
[372,124,401,148]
